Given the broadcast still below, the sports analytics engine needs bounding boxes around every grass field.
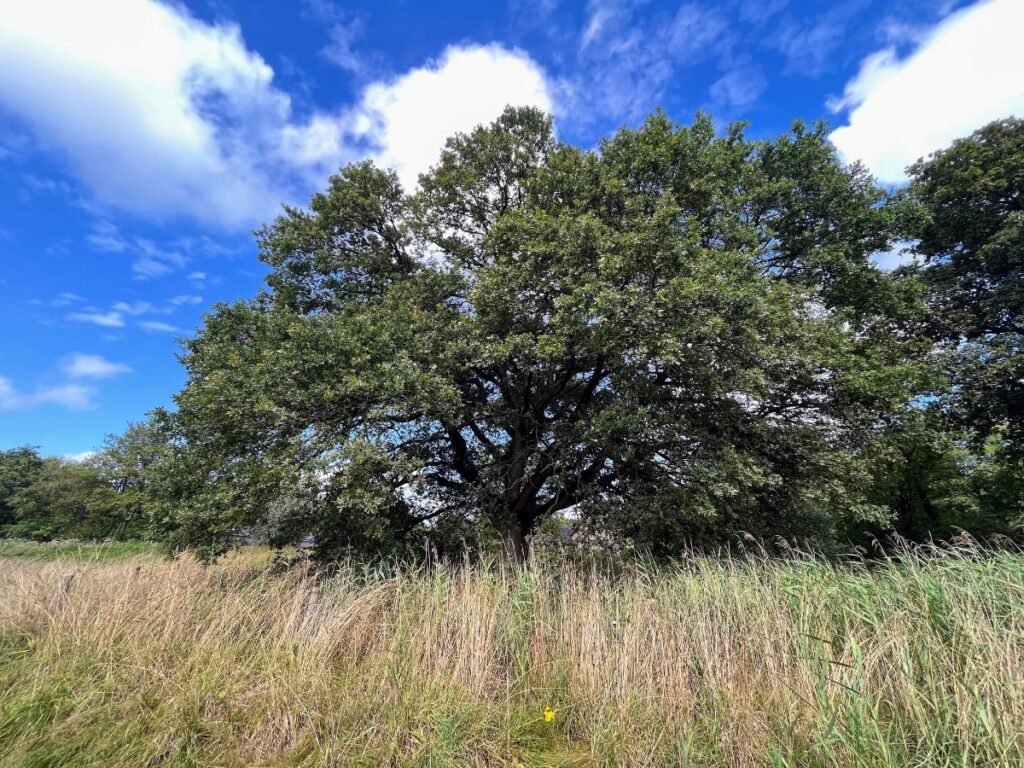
[0,542,1021,767]
[0,539,161,561]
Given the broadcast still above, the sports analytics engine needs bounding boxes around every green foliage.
[894,117,1024,540]
[908,117,1024,450]
[90,418,173,540]
[0,447,44,531]
[160,107,926,560]
[852,409,1020,542]
[0,430,168,543]
[3,457,122,541]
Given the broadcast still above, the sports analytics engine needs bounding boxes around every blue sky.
[1,0,1022,456]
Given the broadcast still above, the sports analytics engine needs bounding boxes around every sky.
[1,0,1022,457]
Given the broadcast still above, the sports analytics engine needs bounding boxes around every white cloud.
[829,0,1024,183]
[51,292,85,307]
[68,295,201,329]
[112,301,158,315]
[304,0,365,74]
[64,450,97,462]
[0,376,95,412]
[0,1,557,227]
[168,294,203,306]
[573,1,731,122]
[85,220,189,279]
[0,0,289,228]
[351,45,554,189]
[871,239,920,271]
[140,321,180,333]
[68,310,125,328]
[62,353,131,379]
[710,66,767,111]
[132,239,187,279]
[86,220,129,253]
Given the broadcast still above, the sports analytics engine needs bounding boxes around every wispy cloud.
[131,239,187,280]
[68,310,124,328]
[20,173,73,198]
[168,294,203,307]
[87,220,128,253]
[86,220,189,279]
[0,376,95,412]
[772,16,847,76]
[68,293,204,332]
[51,292,85,307]
[111,295,202,314]
[709,65,767,111]
[304,0,365,74]
[571,1,733,122]
[62,353,131,379]
[140,321,180,333]
[111,301,158,316]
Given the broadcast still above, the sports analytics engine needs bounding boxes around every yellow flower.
[543,705,557,723]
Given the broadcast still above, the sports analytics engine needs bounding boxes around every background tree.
[901,117,1024,539]
[161,107,924,561]
[90,418,170,540]
[908,117,1024,448]
[4,458,122,541]
[0,447,45,534]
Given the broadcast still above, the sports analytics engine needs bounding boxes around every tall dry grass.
[0,544,1021,767]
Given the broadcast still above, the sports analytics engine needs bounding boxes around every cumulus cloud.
[0,376,95,412]
[0,0,556,228]
[829,0,1024,183]
[62,353,131,379]
[352,45,554,189]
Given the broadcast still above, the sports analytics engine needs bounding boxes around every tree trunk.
[498,520,529,564]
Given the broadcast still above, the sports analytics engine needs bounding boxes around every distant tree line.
[3,109,1022,560]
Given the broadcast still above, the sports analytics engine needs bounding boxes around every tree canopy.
[908,117,1024,453]
[157,107,930,560]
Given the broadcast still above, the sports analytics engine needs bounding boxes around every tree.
[908,117,1024,449]
[5,458,122,541]
[91,418,171,540]
[901,117,1024,540]
[163,107,923,561]
[0,446,45,534]
[850,407,1017,542]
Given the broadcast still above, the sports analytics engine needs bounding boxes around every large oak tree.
[162,107,923,560]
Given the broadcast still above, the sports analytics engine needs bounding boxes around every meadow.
[0,542,1021,767]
